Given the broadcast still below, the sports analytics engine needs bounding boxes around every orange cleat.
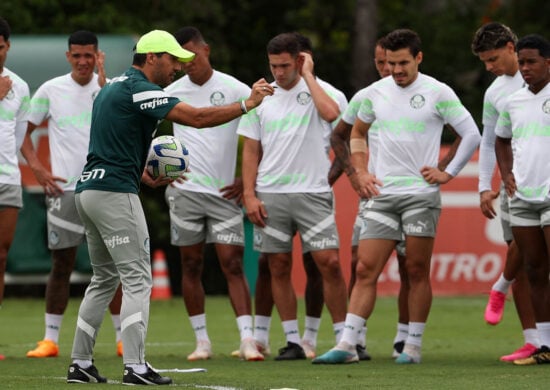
[26,339,59,358]
[117,340,123,357]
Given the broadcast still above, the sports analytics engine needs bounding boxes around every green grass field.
[0,295,547,389]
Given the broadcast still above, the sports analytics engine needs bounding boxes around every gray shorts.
[75,190,151,266]
[509,196,550,227]
[46,191,85,249]
[359,192,441,240]
[353,202,406,256]
[165,187,244,246]
[499,185,513,242]
[0,184,22,209]
[254,192,339,253]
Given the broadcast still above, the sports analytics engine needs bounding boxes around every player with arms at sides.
[314,28,480,364]
[494,34,550,366]
[21,30,124,359]
[164,26,263,362]
[249,31,348,360]
[471,22,539,362]
[0,16,30,361]
[64,30,273,385]
[240,32,348,361]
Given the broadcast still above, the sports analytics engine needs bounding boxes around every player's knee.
[220,257,244,278]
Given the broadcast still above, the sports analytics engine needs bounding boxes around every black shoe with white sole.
[122,363,172,385]
[67,363,107,383]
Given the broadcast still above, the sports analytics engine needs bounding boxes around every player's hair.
[0,17,11,42]
[68,30,98,49]
[267,32,301,57]
[471,22,517,54]
[384,29,422,57]
[375,36,388,50]
[173,26,206,46]
[292,32,313,53]
[516,34,550,58]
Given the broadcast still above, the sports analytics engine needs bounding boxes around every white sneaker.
[395,344,421,364]
[239,338,264,361]
[256,340,271,357]
[301,340,316,359]
[187,340,212,361]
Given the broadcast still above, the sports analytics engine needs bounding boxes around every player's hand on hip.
[421,166,452,185]
[220,177,243,204]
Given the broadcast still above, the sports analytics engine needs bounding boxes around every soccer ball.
[146,135,190,179]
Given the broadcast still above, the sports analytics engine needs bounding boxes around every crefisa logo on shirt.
[410,94,425,109]
[296,91,311,105]
[210,91,225,106]
[543,99,550,114]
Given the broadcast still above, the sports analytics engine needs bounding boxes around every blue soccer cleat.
[312,348,359,364]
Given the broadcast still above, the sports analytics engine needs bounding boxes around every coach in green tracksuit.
[66,29,275,385]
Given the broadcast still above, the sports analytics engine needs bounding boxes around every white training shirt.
[357,72,480,195]
[165,70,250,196]
[0,67,30,186]
[478,71,524,193]
[494,83,550,203]
[343,87,382,174]
[238,77,333,193]
[317,78,348,154]
[28,73,101,191]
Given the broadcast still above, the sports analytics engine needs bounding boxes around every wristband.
[240,100,248,114]
[350,138,367,154]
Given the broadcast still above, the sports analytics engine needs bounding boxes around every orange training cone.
[151,249,172,300]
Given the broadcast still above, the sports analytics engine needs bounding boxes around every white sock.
[406,322,425,348]
[302,316,321,346]
[189,314,209,342]
[236,315,254,340]
[333,321,345,344]
[281,320,301,344]
[339,313,364,347]
[44,313,63,343]
[356,325,367,347]
[394,322,409,344]
[126,363,147,374]
[111,314,122,343]
[492,274,513,294]
[523,328,540,347]
[73,359,92,368]
[254,315,272,346]
[536,322,550,348]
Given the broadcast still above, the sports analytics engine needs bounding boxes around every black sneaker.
[514,345,550,366]
[67,363,107,383]
[123,363,172,385]
[392,341,405,358]
[275,341,306,361]
[356,345,372,361]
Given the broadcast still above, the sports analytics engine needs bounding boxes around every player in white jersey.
[240,32,348,360]
[331,38,411,359]
[163,27,263,362]
[314,29,480,365]
[248,32,349,360]
[331,36,462,360]
[471,22,538,362]
[20,31,123,359]
[0,18,30,360]
[495,34,550,366]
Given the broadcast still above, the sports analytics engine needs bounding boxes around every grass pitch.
[0,295,547,389]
